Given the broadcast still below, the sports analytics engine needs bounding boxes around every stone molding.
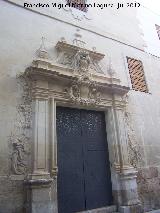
[25,178,53,188]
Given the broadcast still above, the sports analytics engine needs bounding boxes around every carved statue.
[88,83,101,103]
[11,140,26,175]
[71,84,80,98]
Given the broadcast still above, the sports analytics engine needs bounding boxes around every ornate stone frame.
[24,40,141,213]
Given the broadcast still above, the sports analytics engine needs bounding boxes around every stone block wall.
[0,177,25,213]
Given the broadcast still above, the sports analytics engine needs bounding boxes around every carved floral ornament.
[64,77,101,106]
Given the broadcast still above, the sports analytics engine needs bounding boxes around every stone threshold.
[77,205,117,213]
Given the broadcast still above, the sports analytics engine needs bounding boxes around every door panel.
[57,107,85,213]
[81,110,113,210]
[57,107,113,213]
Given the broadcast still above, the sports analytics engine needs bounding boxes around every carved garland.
[65,79,101,105]
[9,75,32,175]
[125,111,144,168]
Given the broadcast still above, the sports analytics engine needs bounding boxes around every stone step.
[77,205,118,213]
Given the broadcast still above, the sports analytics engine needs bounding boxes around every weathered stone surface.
[137,167,160,212]
[0,177,25,213]
[137,167,158,180]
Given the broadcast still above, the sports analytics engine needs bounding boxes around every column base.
[120,167,141,206]
[25,173,54,213]
[119,204,143,213]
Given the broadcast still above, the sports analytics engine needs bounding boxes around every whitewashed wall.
[138,5,160,57]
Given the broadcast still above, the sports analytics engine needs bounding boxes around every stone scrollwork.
[125,111,144,168]
[65,79,101,106]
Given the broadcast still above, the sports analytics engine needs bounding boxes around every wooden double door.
[56,107,113,213]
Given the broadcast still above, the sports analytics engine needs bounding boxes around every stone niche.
[23,39,142,213]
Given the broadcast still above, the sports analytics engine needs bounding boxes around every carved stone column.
[25,86,54,213]
[113,99,142,213]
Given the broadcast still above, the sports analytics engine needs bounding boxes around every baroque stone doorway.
[24,39,142,213]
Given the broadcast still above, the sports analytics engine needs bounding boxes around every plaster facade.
[0,0,160,212]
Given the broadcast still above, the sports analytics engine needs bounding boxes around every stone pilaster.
[113,103,142,213]
[25,92,54,213]
[106,107,122,205]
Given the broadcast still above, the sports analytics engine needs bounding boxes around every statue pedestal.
[25,173,54,213]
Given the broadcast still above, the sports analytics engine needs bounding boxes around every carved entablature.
[25,40,129,108]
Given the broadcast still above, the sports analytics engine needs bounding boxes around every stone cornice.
[26,65,129,97]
